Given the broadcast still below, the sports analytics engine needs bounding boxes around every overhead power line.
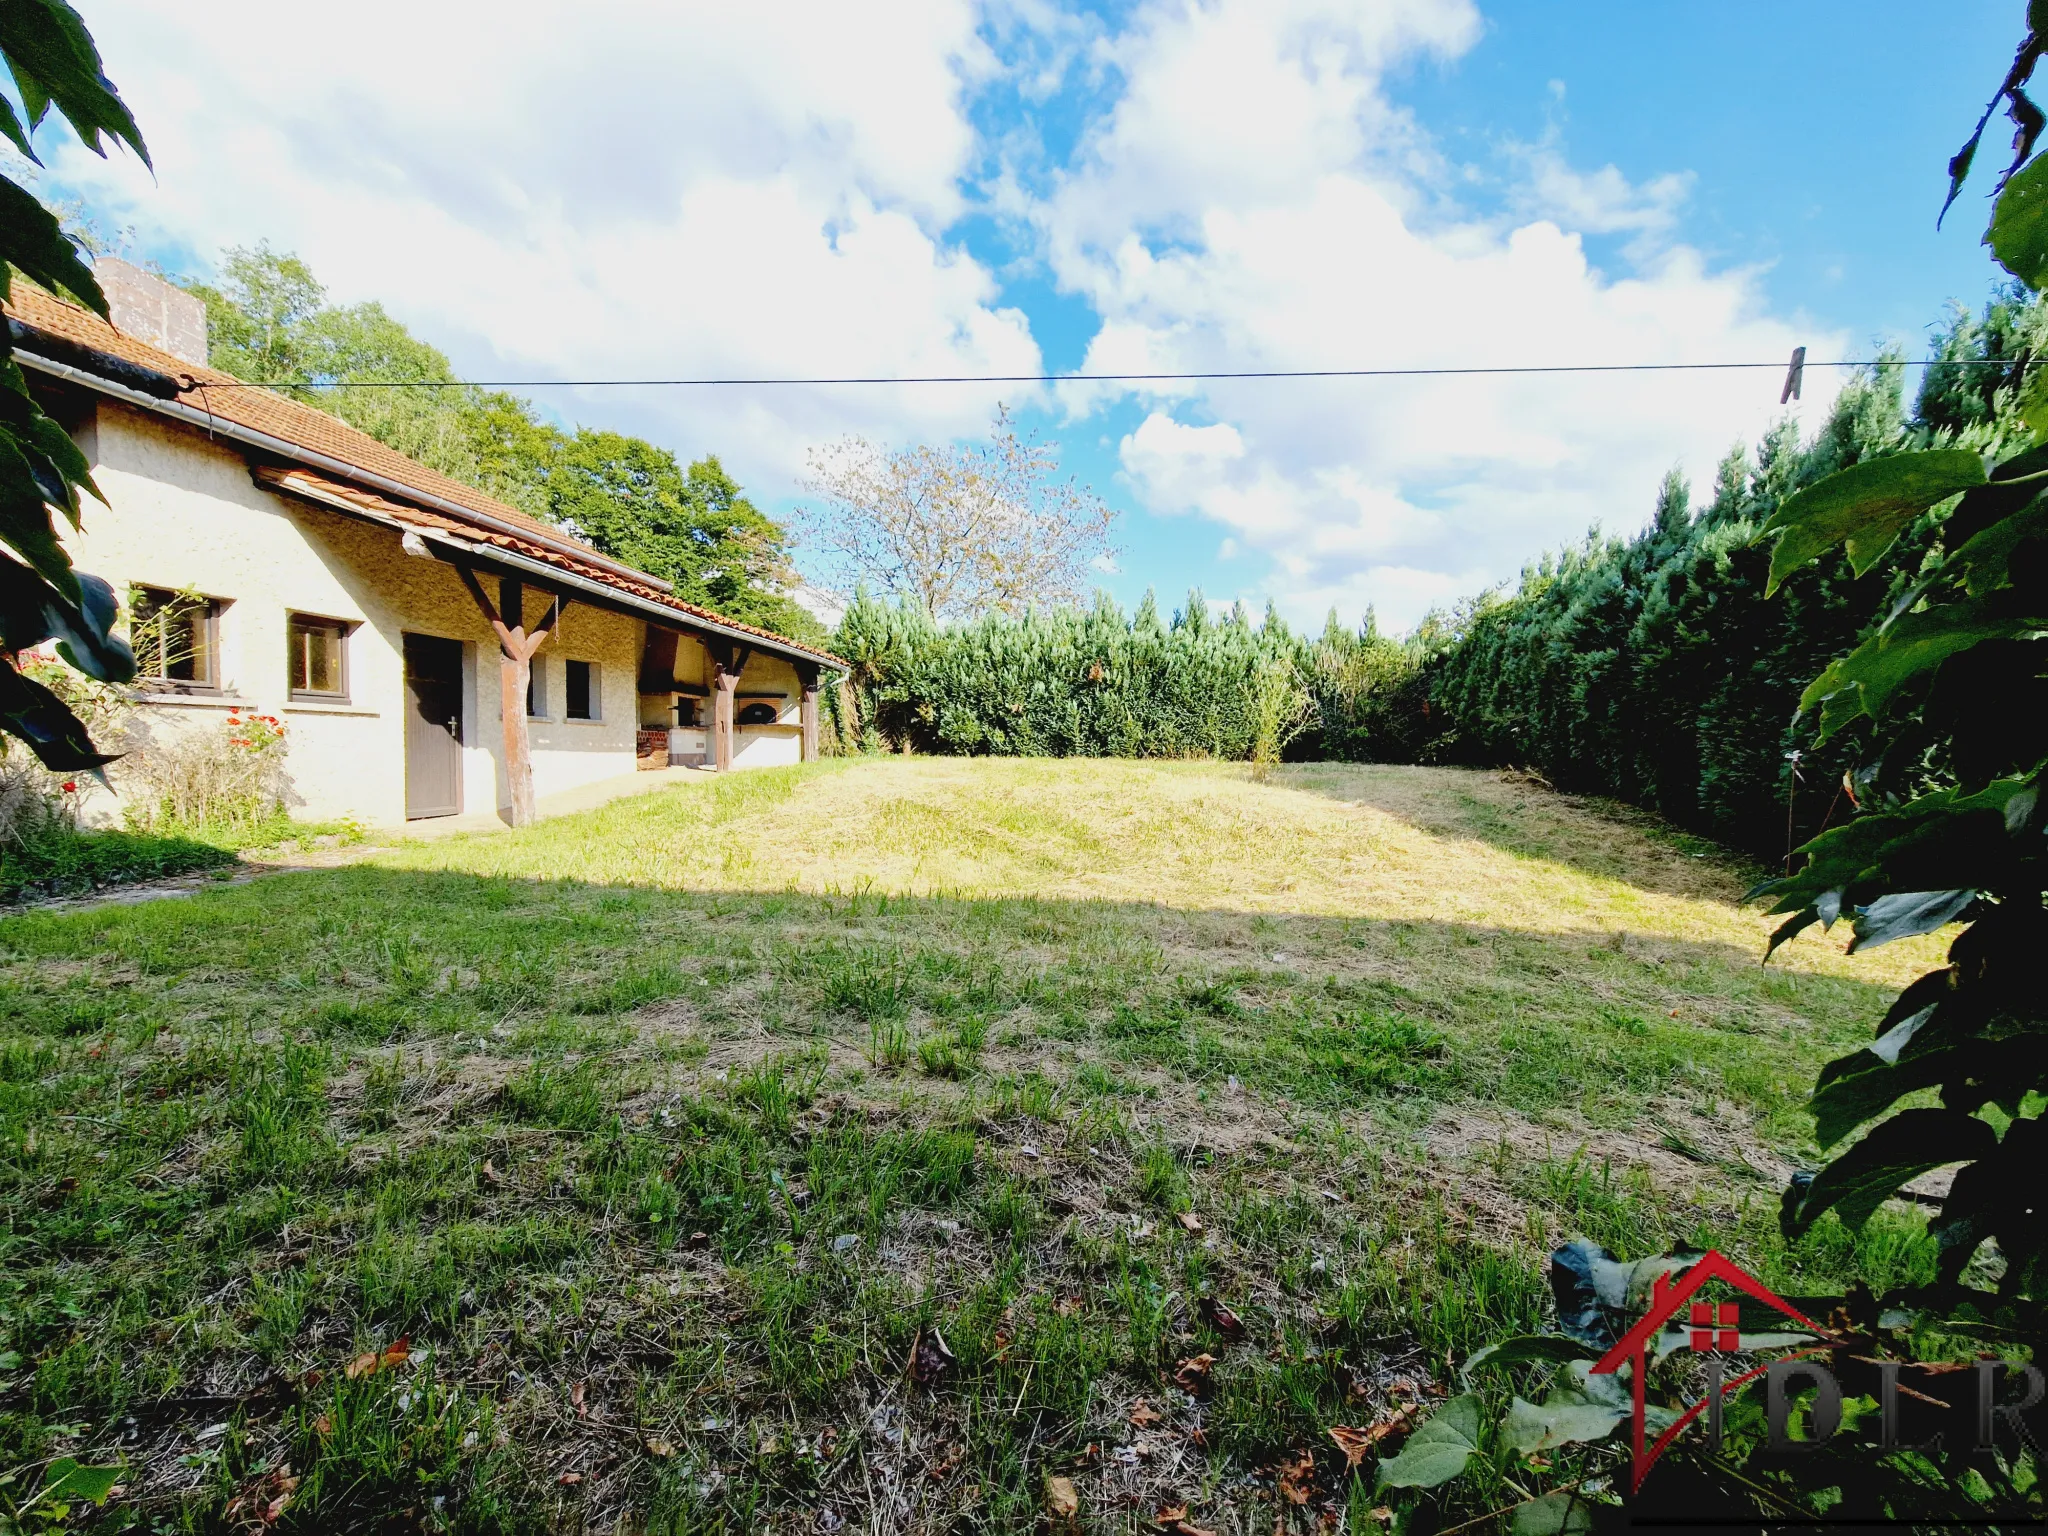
[178,356,2036,391]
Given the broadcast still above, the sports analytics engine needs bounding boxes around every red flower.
[60,780,76,793]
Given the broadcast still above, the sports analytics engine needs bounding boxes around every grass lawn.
[0,759,1946,1532]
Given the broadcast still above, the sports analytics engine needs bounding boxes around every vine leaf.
[1782,1109,1998,1238]
[1850,889,1980,953]
[1514,1490,1597,1536]
[1990,152,2048,288]
[1377,1393,1482,1489]
[1757,451,1986,595]
[1504,1364,1630,1455]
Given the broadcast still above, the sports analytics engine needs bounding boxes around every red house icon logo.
[1589,1250,1827,1492]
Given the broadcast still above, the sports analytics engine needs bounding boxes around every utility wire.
[178,356,2037,391]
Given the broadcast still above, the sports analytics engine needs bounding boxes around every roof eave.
[17,341,846,672]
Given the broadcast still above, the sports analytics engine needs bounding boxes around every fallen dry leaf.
[1056,1295,1083,1317]
[557,1471,584,1487]
[222,1467,299,1527]
[1173,1353,1217,1395]
[686,1230,710,1250]
[343,1337,410,1380]
[645,1438,675,1459]
[910,1326,958,1385]
[1129,1398,1164,1427]
[1196,1297,1246,1340]
[1156,1505,1218,1536]
[1277,1449,1316,1505]
[481,1158,503,1187]
[1327,1410,1413,1468]
[570,1381,587,1418]
[1176,1211,1204,1234]
[1369,1508,1395,1525]
[310,1412,333,1437]
[1045,1473,1080,1528]
[1328,1425,1372,1468]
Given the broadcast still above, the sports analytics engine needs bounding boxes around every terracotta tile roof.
[7,284,843,668]
[253,466,842,664]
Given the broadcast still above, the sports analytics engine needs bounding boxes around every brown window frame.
[132,585,225,693]
[287,612,353,702]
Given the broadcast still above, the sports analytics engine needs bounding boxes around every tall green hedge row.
[823,288,2041,863]
[824,588,1434,765]
[1428,287,2043,859]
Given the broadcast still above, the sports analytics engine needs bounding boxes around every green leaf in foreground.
[1378,1392,1482,1489]
[1463,1334,1599,1379]
[1758,450,1987,595]
[38,1457,121,1506]
[1781,1108,1999,1237]
[1989,152,2048,288]
[1514,1489,1598,1536]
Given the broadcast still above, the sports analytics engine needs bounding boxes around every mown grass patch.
[0,760,1942,1530]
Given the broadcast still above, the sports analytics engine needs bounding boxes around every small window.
[674,694,701,727]
[527,660,548,719]
[133,586,223,690]
[737,701,780,726]
[565,659,597,720]
[288,613,351,700]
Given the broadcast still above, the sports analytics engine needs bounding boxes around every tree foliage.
[184,246,823,643]
[800,407,1118,622]
[0,0,147,771]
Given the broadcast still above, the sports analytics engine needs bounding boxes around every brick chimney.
[95,258,207,367]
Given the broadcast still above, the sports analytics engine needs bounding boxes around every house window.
[527,660,548,719]
[737,701,780,726]
[287,613,350,700]
[133,586,222,690]
[565,659,598,720]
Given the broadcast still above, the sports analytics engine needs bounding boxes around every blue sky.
[34,1,2037,631]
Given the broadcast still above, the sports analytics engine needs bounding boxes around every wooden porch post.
[456,566,562,826]
[710,644,752,772]
[796,660,821,762]
[712,648,737,773]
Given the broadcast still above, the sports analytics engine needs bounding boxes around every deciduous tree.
[800,406,1117,622]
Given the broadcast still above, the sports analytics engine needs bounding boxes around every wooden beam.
[795,660,821,763]
[712,651,739,773]
[454,563,562,826]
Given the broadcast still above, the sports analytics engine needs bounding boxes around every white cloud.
[45,0,1847,634]
[1037,0,1841,631]
[47,0,1037,472]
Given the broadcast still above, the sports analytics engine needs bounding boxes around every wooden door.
[403,633,464,818]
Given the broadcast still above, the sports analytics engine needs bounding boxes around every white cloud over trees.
[49,0,1842,630]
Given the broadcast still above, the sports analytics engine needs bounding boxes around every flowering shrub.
[124,710,290,833]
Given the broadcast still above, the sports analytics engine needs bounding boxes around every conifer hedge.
[822,288,2041,868]
[1429,289,2045,860]
[824,588,1436,765]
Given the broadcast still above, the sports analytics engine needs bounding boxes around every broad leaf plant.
[1368,10,2048,1525]
[1754,2,2048,1319]
[0,0,147,770]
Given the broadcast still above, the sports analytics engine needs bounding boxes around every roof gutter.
[266,469,832,663]
[14,338,674,593]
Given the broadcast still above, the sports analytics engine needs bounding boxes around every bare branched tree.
[798,407,1118,621]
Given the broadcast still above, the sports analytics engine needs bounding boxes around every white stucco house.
[11,264,842,828]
